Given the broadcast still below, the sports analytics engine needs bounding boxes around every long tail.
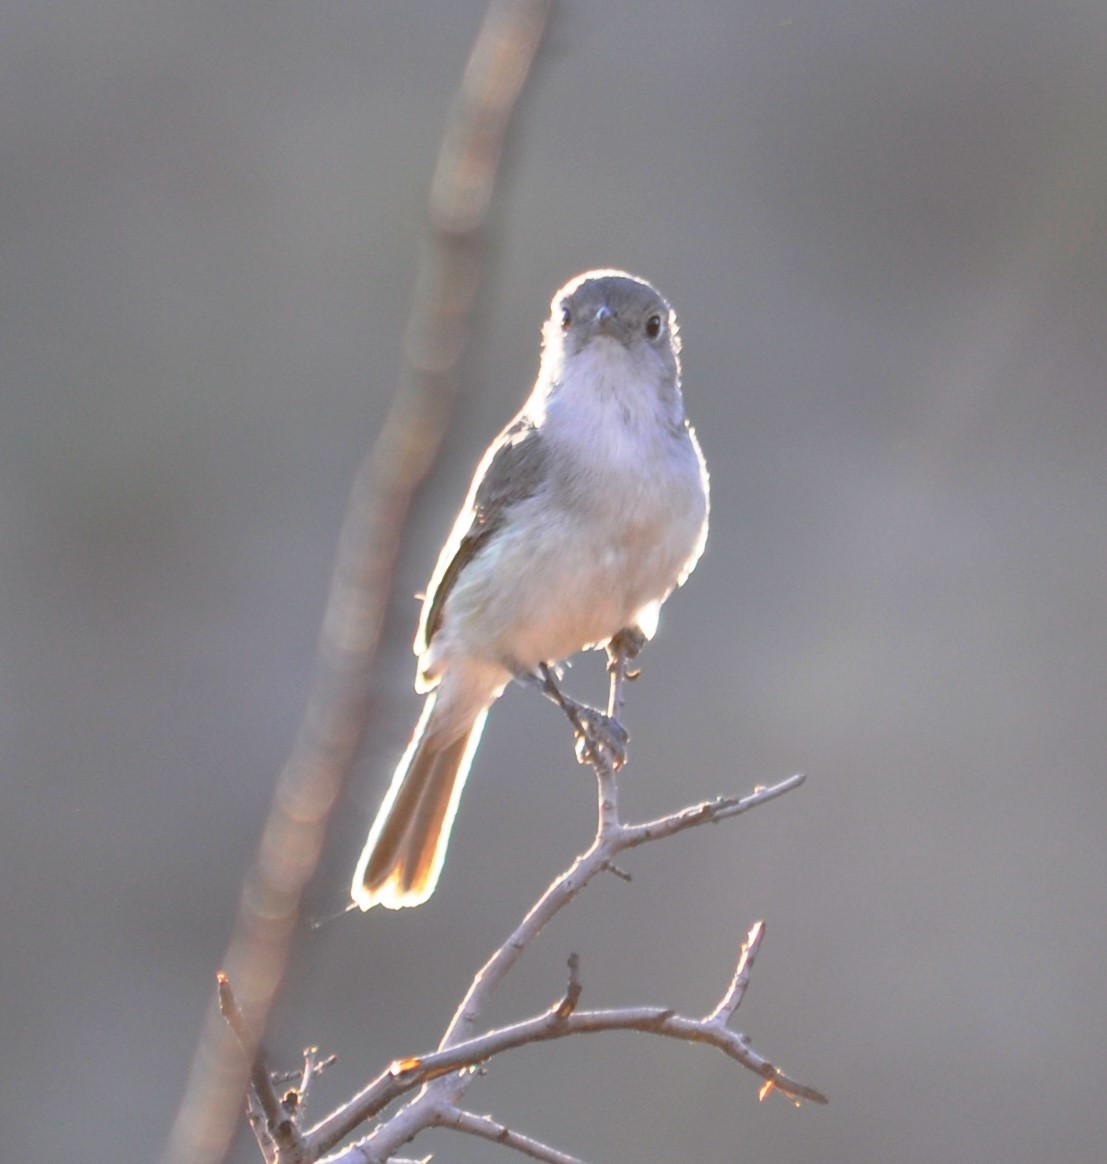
[351,693,488,910]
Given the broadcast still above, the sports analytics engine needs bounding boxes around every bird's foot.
[569,703,630,770]
[530,663,630,770]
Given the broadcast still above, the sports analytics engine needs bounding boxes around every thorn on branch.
[603,860,633,882]
[554,953,583,1019]
[271,1047,338,1099]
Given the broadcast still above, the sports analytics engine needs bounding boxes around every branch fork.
[227,641,823,1162]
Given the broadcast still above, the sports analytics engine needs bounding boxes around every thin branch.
[296,1048,338,1107]
[320,1100,434,1164]
[215,975,282,1134]
[345,995,827,1124]
[301,630,810,1159]
[309,991,825,1157]
[160,3,551,1162]
[435,772,805,1059]
[619,774,808,847]
[217,973,304,1162]
[305,855,821,1159]
[439,1107,594,1164]
[706,920,765,1026]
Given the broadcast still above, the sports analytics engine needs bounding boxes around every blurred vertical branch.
[160,4,552,1162]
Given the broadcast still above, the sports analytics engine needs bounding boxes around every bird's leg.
[606,626,646,676]
[519,663,630,770]
[604,626,646,726]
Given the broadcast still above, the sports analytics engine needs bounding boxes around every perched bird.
[352,270,709,910]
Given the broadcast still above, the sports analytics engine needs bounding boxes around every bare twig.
[216,975,279,1126]
[310,962,825,1159]
[706,920,766,1026]
[619,774,808,847]
[439,1107,593,1164]
[218,973,306,1162]
[160,4,551,1162]
[278,635,813,1160]
[314,967,824,1149]
[303,769,815,1160]
[323,995,826,1150]
[435,772,805,1058]
[300,1049,338,1103]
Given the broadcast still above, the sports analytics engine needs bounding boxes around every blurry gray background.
[4,2,1107,1160]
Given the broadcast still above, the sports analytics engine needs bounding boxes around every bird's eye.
[560,304,572,331]
[645,313,663,340]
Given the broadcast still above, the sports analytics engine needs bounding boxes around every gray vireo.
[352,270,709,910]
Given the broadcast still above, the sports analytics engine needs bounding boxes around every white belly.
[429,447,706,677]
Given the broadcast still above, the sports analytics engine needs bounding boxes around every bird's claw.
[571,707,629,770]
[527,663,630,770]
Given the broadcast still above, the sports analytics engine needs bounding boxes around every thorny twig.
[218,974,305,1164]
[305,901,822,1161]
[438,1107,591,1164]
[223,633,820,1163]
[294,645,820,1162]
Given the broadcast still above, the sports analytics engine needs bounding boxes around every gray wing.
[419,414,547,651]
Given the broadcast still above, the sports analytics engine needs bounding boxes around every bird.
[351,269,709,910]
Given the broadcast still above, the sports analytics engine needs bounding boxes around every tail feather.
[352,695,488,910]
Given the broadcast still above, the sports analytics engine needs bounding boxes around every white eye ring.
[560,304,572,330]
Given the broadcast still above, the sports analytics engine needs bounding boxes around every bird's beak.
[593,304,616,335]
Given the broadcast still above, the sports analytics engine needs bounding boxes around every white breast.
[435,343,707,673]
